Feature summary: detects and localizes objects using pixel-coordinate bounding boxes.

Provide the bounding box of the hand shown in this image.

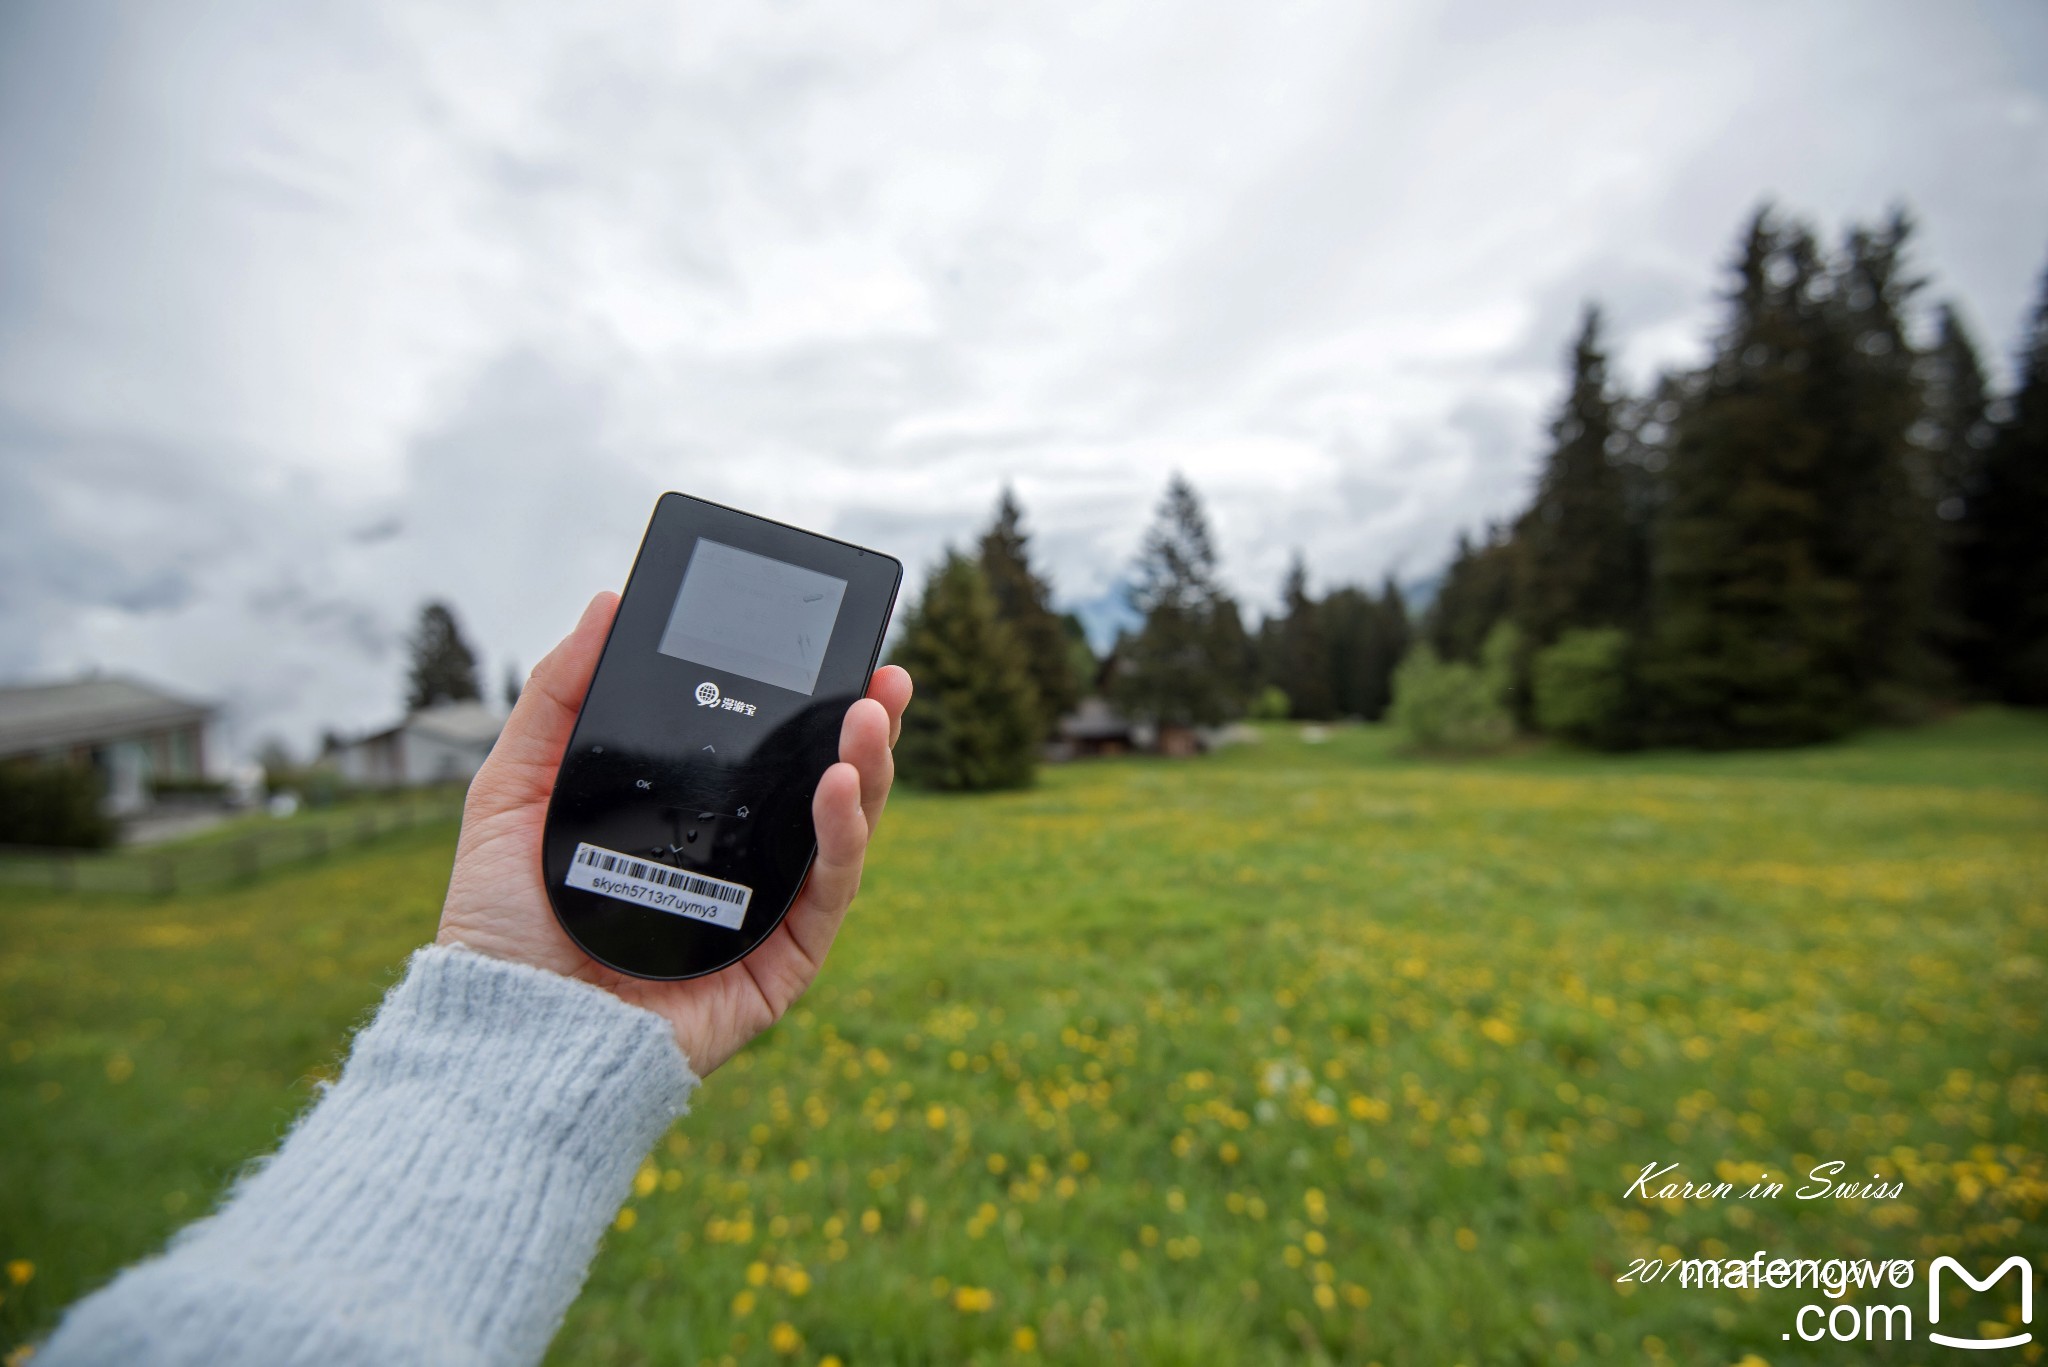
[436,591,912,1075]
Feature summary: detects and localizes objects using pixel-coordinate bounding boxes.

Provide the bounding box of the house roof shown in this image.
[1060,696,1134,741]
[0,676,215,758]
[406,701,504,748]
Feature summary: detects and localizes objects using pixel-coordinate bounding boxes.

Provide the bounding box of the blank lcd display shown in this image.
[657,539,848,695]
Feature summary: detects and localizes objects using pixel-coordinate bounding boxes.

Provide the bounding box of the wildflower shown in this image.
[953,1285,995,1313]
[613,1208,637,1232]
[731,1290,756,1315]
[1013,1325,1038,1351]
[926,1104,948,1129]
[769,1321,803,1354]
[747,1261,770,1287]
[1313,1283,1337,1310]
[1455,1227,1479,1251]
[860,1208,881,1234]
[5,1262,31,1287]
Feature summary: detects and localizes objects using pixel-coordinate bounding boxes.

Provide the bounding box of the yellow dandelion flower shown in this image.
[732,1289,756,1316]
[1013,1326,1038,1352]
[860,1208,881,1234]
[6,1261,32,1286]
[769,1321,803,1354]
[747,1261,770,1287]
[820,1357,844,1367]
[1304,1230,1326,1256]
[614,1208,638,1232]
[1313,1283,1337,1311]
[1220,1142,1240,1164]
[926,1104,948,1129]
[987,1153,1007,1174]
[953,1285,995,1313]
[1455,1227,1479,1251]
[790,1160,811,1183]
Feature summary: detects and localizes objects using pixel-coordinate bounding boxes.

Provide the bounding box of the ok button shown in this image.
[634,778,652,791]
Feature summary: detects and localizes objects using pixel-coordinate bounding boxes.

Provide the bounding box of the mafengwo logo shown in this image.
[1929,1255,2033,1351]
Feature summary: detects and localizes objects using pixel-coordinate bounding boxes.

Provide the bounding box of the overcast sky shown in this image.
[3,1,2045,757]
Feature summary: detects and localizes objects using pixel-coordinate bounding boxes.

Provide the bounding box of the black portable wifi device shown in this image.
[542,493,902,980]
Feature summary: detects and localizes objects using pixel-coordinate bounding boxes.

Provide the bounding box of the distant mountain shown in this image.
[1063,583,1142,655]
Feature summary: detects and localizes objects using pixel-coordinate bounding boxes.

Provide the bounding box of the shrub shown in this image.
[0,761,117,849]
[1248,686,1291,721]
[1390,637,1515,752]
[1533,627,1638,749]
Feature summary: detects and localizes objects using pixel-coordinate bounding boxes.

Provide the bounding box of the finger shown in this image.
[840,697,895,834]
[470,592,618,804]
[778,761,869,972]
[867,665,913,748]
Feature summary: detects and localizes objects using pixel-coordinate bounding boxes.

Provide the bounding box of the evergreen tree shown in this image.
[1643,208,1861,745]
[1060,612,1099,698]
[1323,577,1410,720]
[1922,304,1995,675]
[1262,553,1336,719]
[888,552,1041,790]
[406,602,482,713]
[1964,262,2048,703]
[1816,211,1943,703]
[1514,306,1641,645]
[978,487,1081,735]
[502,662,522,709]
[1112,475,1252,728]
[1427,526,1516,664]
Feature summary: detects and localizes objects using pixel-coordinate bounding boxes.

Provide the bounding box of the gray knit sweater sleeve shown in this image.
[36,944,699,1367]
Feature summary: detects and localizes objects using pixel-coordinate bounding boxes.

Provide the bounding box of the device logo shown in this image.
[1928,1255,2033,1350]
[695,680,759,717]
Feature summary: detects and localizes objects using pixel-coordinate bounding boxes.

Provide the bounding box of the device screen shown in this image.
[656,538,849,695]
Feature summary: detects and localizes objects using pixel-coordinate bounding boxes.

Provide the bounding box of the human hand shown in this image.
[436,591,912,1075]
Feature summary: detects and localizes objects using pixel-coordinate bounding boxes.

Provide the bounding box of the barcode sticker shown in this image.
[565,841,753,930]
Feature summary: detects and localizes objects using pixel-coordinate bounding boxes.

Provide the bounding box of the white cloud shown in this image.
[1,0,2044,755]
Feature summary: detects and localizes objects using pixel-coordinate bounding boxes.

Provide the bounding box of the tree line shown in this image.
[1405,204,2048,750]
[894,201,2048,786]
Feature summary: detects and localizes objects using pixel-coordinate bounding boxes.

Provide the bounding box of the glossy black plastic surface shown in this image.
[542,493,901,979]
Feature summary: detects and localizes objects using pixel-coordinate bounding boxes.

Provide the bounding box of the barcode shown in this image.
[564,841,753,929]
[574,846,747,903]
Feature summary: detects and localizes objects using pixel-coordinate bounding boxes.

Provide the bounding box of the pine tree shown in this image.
[1816,211,1943,704]
[1922,304,1995,676]
[1514,306,1641,646]
[978,488,1081,736]
[1323,578,1409,720]
[888,553,1041,790]
[406,602,482,713]
[1427,526,1516,664]
[1643,208,1861,745]
[1112,475,1252,729]
[502,662,522,709]
[1262,554,1336,719]
[1964,261,2048,703]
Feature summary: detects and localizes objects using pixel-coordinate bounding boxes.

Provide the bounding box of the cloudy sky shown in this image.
[3,1,2045,757]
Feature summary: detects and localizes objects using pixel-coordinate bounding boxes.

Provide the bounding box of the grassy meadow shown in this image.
[4,712,2045,1364]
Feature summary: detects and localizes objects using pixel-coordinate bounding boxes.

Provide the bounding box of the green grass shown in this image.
[4,713,2045,1364]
